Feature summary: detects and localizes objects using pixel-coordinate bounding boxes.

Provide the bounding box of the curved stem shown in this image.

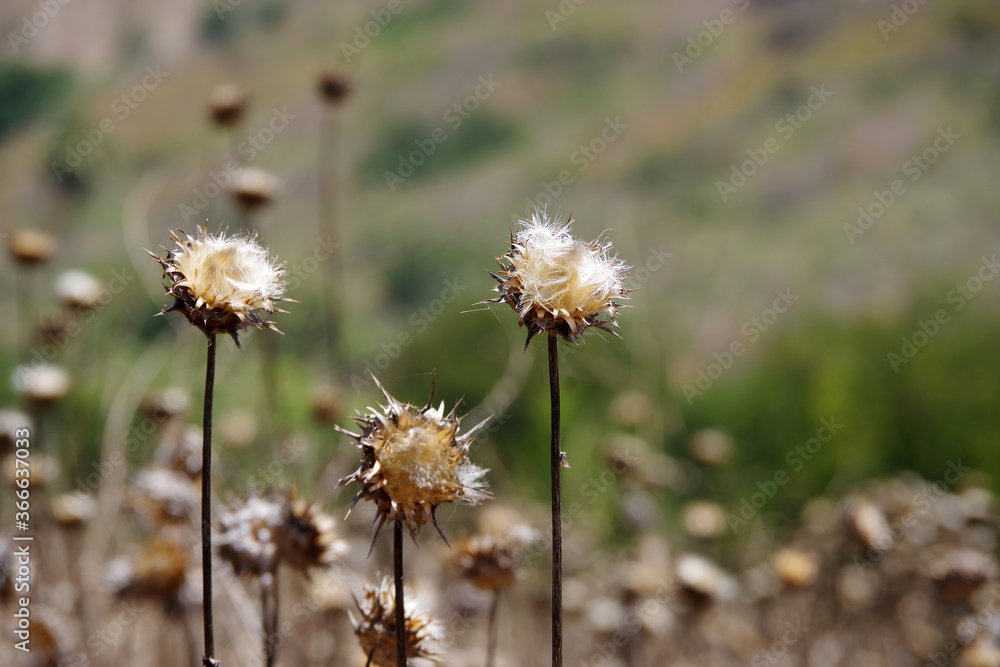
[548,334,562,667]
[202,334,217,666]
[394,520,407,667]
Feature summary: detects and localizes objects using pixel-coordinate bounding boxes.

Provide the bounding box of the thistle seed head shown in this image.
[55,269,103,311]
[128,468,200,527]
[337,373,491,548]
[8,228,56,266]
[106,538,190,601]
[277,494,348,575]
[215,494,284,577]
[217,491,345,577]
[318,67,354,105]
[207,83,248,127]
[484,209,630,347]
[352,577,440,666]
[12,364,71,405]
[148,226,288,347]
[454,520,539,593]
[231,167,282,212]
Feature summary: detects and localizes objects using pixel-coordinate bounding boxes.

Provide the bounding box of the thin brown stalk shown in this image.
[202,333,218,667]
[547,334,563,667]
[394,519,407,667]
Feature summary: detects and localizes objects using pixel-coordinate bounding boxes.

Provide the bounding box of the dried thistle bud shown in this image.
[681,500,727,540]
[0,410,31,458]
[484,210,630,347]
[2,452,58,486]
[277,494,348,574]
[317,67,354,105]
[55,269,102,311]
[8,229,56,266]
[454,522,538,593]
[106,538,190,600]
[337,373,491,547]
[153,425,202,478]
[352,578,440,666]
[922,548,998,602]
[129,468,200,526]
[51,491,96,528]
[231,167,282,212]
[843,496,892,551]
[215,494,284,577]
[12,364,71,405]
[142,387,190,422]
[207,83,248,127]
[770,547,820,588]
[311,384,341,425]
[674,553,738,605]
[148,226,288,347]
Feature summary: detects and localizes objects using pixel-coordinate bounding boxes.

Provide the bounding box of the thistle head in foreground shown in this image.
[484,209,630,348]
[352,577,440,666]
[336,373,491,549]
[148,226,288,348]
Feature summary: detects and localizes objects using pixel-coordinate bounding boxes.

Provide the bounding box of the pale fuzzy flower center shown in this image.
[512,216,626,318]
[175,235,284,311]
[379,419,457,494]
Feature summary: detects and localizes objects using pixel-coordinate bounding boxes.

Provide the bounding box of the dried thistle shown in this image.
[129,468,200,527]
[484,210,630,348]
[317,67,354,105]
[50,491,96,528]
[0,409,31,458]
[336,373,491,546]
[8,229,56,266]
[148,226,289,348]
[107,538,191,601]
[215,494,284,577]
[55,269,102,311]
[208,83,248,127]
[12,364,71,404]
[231,167,283,213]
[454,519,539,593]
[277,494,348,574]
[352,578,440,666]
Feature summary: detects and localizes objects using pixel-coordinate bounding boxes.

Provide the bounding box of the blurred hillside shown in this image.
[1,0,1000,549]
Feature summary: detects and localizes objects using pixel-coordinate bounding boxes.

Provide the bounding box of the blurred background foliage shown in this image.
[1,0,999,566]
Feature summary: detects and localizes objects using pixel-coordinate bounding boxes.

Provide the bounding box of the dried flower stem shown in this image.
[262,572,278,667]
[547,334,563,667]
[202,333,218,667]
[318,106,342,372]
[394,519,407,667]
[485,591,501,667]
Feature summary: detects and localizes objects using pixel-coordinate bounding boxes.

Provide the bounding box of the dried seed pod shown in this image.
[337,373,490,547]
[148,227,289,347]
[483,210,630,347]
[215,494,284,577]
[277,494,348,574]
[55,269,102,310]
[352,577,440,666]
[12,364,71,405]
[771,547,820,588]
[231,167,282,212]
[106,538,190,600]
[317,67,354,105]
[207,83,248,127]
[129,468,200,526]
[8,229,56,265]
[51,491,95,528]
[453,521,538,593]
